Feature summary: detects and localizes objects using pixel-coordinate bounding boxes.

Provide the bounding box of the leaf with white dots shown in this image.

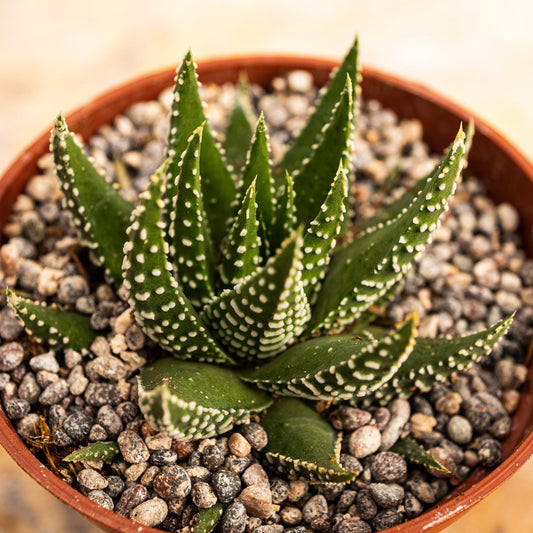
[239,114,276,250]
[260,398,356,484]
[292,76,354,229]
[361,314,514,406]
[219,180,261,286]
[301,163,348,304]
[122,163,236,366]
[192,503,225,533]
[276,36,359,182]
[6,289,97,355]
[223,75,255,175]
[390,438,449,473]
[170,124,215,308]
[270,171,296,252]
[308,127,467,334]
[165,51,236,248]
[63,441,119,463]
[202,229,311,363]
[241,314,417,402]
[51,115,133,284]
[138,359,272,441]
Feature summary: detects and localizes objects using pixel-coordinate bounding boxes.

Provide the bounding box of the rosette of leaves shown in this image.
[8,38,513,485]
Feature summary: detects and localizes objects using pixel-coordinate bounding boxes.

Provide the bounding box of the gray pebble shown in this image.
[403,491,424,518]
[150,449,178,466]
[57,275,90,305]
[0,342,24,371]
[105,475,125,498]
[221,501,247,533]
[369,483,404,508]
[130,497,168,527]
[86,355,127,382]
[270,477,289,504]
[87,489,114,510]
[29,352,59,373]
[356,489,378,520]
[371,452,407,483]
[84,383,121,407]
[38,379,69,405]
[97,404,123,438]
[191,481,217,508]
[64,409,93,441]
[77,468,108,490]
[3,398,30,419]
[202,444,225,470]
[302,494,328,524]
[118,429,150,464]
[348,425,381,458]
[212,469,242,503]
[338,518,372,533]
[478,439,503,468]
[372,508,404,530]
[17,372,41,403]
[446,415,473,445]
[240,422,268,450]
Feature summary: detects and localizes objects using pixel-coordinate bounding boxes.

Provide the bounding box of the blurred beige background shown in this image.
[1,1,532,532]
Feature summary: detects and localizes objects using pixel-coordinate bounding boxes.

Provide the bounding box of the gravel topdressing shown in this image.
[0,69,532,533]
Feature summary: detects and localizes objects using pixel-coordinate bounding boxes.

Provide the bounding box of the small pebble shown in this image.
[240,422,268,450]
[221,501,247,533]
[130,497,168,527]
[77,468,108,491]
[371,452,407,483]
[228,432,252,457]
[368,483,404,508]
[87,489,114,510]
[447,415,473,445]
[153,465,191,499]
[0,342,23,371]
[348,425,382,458]
[212,469,241,503]
[237,485,273,519]
[117,429,150,464]
[191,482,218,508]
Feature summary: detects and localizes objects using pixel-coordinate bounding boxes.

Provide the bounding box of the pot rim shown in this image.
[1,54,533,533]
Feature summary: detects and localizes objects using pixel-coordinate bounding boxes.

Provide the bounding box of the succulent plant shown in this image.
[7,38,513,485]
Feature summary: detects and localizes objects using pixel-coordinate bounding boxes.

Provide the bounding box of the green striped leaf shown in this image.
[165,51,235,248]
[361,314,514,406]
[6,289,97,355]
[51,115,133,284]
[292,76,354,229]
[63,441,119,463]
[169,124,215,308]
[138,359,272,441]
[202,229,310,363]
[308,127,467,333]
[241,315,417,401]
[391,438,450,473]
[260,398,356,484]
[219,180,261,286]
[276,36,359,181]
[122,163,236,366]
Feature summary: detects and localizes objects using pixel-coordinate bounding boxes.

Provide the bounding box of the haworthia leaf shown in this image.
[276,36,359,180]
[292,76,354,229]
[192,503,226,533]
[6,289,97,355]
[122,163,236,366]
[63,441,119,463]
[390,438,450,473]
[241,314,417,402]
[138,359,272,441]
[202,229,311,363]
[301,164,348,303]
[260,398,356,484]
[239,114,276,248]
[219,180,261,286]
[51,115,133,284]
[270,172,296,252]
[223,74,255,174]
[361,314,513,406]
[165,51,235,248]
[308,127,467,333]
[169,124,215,308]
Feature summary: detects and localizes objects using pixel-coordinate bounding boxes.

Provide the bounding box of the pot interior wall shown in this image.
[1,56,533,533]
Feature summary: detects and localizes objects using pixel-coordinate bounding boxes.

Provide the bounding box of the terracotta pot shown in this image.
[1,55,533,533]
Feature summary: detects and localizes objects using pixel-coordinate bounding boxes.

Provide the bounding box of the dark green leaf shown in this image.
[391,438,449,473]
[51,115,133,283]
[6,289,97,355]
[192,503,226,533]
[138,359,272,441]
[260,398,356,484]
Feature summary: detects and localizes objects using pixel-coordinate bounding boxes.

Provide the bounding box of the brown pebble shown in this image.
[242,463,270,488]
[172,439,197,460]
[228,432,252,457]
[237,485,273,519]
